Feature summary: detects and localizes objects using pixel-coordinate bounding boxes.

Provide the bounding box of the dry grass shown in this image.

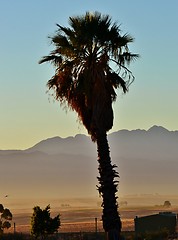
[8,205,178,234]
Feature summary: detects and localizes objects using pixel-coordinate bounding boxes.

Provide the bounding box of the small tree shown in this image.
[163,200,171,208]
[31,205,60,239]
[0,204,13,234]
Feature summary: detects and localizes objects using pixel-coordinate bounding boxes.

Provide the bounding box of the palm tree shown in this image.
[39,12,138,240]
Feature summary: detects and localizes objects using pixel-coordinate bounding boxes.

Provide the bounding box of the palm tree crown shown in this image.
[39,11,138,141]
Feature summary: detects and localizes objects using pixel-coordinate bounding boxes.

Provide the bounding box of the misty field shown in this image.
[6,207,133,233]
[8,203,178,234]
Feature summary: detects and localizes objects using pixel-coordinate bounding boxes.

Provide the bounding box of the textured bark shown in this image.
[96,131,121,240]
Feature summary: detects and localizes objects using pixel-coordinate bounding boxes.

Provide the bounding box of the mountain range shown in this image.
[1,125,178,201]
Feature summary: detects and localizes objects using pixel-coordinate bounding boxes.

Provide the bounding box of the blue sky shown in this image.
[0,0,178,149]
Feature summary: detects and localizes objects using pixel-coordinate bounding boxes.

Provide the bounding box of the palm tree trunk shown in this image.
[96,131,121,240]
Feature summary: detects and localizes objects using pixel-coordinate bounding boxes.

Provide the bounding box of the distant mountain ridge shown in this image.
[25,125,178,161]
[26,125,178,154]
[0,125,178,199]
[26,134,95,156]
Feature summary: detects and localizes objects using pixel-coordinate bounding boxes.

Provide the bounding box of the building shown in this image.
[134,212,177,235]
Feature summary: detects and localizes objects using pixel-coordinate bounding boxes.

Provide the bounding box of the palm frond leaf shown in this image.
[39,55,62,65]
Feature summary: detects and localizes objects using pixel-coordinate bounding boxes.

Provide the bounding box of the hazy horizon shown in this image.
[1,126,178,201]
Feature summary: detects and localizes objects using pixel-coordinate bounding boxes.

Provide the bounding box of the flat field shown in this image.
[8,205,178,234]
[4,196,178,234]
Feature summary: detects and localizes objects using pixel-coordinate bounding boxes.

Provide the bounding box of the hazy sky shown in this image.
[0,0,178,150]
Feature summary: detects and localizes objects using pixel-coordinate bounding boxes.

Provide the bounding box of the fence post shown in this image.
[95,217,98,234]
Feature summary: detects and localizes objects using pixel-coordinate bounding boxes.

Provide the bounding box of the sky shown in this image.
[0,0,178,150]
